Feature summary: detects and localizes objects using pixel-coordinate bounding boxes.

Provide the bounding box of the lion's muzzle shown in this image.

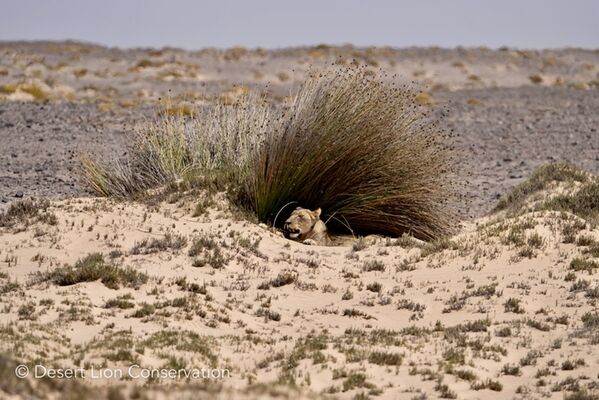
[283,223,301,239]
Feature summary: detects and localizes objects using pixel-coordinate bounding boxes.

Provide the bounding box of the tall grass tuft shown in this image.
[82,67,457,240]
[243,68,457,240]
[81,97,270,198]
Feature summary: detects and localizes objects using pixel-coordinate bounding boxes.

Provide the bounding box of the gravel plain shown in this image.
[1,41,598,216]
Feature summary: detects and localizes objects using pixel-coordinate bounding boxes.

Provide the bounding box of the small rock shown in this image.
[15,191,23,198]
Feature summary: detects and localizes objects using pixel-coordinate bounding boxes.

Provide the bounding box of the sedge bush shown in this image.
[243,68,456,239]
[82,67,457,240]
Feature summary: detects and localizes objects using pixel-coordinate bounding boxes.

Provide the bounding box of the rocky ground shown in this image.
[0,41,598,399]
[1,42,598,216]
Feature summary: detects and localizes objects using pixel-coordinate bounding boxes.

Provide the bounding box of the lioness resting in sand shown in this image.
[283,207,330,246]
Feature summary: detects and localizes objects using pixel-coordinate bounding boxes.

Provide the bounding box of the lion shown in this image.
[283,207,330,246]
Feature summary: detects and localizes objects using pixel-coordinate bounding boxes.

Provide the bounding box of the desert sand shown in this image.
[0,41,598,399]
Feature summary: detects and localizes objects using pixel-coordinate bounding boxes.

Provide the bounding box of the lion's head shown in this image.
[283,207,322,239]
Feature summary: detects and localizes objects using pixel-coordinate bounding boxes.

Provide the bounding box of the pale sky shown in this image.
[1,0,598,49]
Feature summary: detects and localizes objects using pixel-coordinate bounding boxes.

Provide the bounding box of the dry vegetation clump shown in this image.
[0,198,57,229]
[529,74,544,84]
[0,83,49,100]
[34,253,148,290]
[130,233,188,255]
[245,68,457,240]
[542,181,599,225]
[82,67,457,240]
[19,84,48,100]
[81,95,269,198]
[494,161,599,229]
[494,161,589,213]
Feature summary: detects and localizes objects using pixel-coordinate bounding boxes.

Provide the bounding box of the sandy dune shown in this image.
[1,180,598,399]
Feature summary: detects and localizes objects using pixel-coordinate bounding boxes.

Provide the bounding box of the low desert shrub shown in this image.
[130,233,188,255]
[570,258,598,273]
[581,312,599,329]
[494,162,588,212]
[0,198,56,228]
[542,181,599,225]
[564,390,599,400]
[34,253,148,289]
[368,351,403,366]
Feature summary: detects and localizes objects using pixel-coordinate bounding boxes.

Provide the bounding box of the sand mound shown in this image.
[1,187,598,399]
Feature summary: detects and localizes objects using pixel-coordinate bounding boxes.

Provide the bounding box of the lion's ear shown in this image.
[312,208,321,219]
